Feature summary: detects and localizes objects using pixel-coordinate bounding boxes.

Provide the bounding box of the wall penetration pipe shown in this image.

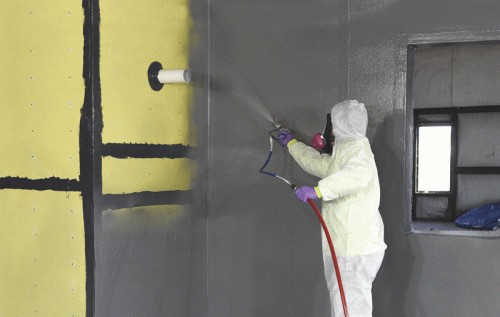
[148,61,190,91]
[157,69,191,84]
[259,129,349,317]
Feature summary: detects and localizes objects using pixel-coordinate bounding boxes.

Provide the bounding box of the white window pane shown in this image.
[417,126,452,192]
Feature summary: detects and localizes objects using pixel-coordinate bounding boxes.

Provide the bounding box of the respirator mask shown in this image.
[312,113,334,154]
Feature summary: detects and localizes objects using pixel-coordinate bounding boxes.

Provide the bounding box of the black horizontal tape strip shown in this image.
[102,143,198,159]
[456,167,500,174]
[0,176,80,191]
[98,190,194,210]
[415,105,500,115]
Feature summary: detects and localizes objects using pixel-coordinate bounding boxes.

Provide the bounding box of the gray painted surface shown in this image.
[415,196,449,220]
[457,174,500,214]
[458,112,500,167]
[208,0,341,315]
[95,205,206,317]
[453,45,500,107]
[413,47,453,108]
[414,45,500,109]
[208,0,500,316]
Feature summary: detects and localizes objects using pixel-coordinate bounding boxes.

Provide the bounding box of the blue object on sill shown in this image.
[455,202,500,230]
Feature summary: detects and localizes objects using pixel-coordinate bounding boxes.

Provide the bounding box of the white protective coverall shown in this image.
[287,100,386,317]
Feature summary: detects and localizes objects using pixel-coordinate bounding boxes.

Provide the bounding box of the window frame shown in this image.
[412,105,500,222]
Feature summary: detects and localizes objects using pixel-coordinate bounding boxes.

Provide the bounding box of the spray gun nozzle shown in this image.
[272,119,290,132]
[271,121,282,129]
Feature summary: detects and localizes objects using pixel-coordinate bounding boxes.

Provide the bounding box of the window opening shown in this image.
[412,106,500,222]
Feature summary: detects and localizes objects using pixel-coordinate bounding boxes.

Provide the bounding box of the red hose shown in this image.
[307,198,349,317]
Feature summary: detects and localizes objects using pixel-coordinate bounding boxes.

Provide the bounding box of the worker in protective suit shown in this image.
[278,100,386,317]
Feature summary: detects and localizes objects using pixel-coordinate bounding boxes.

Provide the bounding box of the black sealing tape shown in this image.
[148,61,164,91]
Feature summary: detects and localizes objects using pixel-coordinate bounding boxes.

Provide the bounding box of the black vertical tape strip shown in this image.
[81,1,199,314]
[82,0,98,315]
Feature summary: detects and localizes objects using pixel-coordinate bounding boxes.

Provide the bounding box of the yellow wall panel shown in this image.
[0,189,86,316]
[0,1,84,179]
[100,0,193,145]
[102,157,196,194]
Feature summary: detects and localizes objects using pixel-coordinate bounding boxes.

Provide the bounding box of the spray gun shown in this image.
[260,121,298,191]
[269,120,289,140]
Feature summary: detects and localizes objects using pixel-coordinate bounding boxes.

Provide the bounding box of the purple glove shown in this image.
[277,131,294,146]
[295,186,318,203]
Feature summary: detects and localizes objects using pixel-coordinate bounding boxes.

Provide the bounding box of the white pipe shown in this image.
[157,69,191,84]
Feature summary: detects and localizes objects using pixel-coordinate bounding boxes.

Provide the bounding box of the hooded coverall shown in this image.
[286,100,386,317]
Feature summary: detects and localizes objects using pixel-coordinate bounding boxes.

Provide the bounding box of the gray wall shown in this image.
[207,0,500,317]
[208,0,343,316]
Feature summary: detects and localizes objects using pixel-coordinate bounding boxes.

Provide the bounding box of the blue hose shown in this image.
[259,151,276,177]
[259,133,297,190]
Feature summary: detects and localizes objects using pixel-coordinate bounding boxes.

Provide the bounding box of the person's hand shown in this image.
[277,131,294,146]
[295,186,318,203]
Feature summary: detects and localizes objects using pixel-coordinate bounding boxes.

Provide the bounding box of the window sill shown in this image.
[411,221,500,237]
